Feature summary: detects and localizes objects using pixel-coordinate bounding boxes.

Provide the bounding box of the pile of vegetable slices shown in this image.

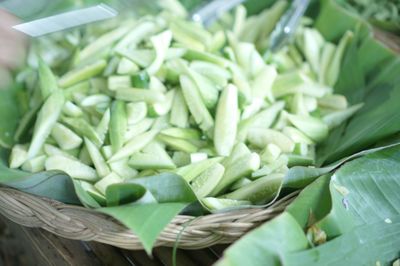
[9,0,362,210]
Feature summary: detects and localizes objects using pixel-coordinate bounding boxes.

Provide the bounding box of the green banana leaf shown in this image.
[217,145,400,266]
[315,0,400,165]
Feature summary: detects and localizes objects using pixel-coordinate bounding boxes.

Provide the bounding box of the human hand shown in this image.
[0,10,27,89]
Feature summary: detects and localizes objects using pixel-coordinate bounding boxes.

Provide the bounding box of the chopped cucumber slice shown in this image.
[247,128,295,153]
[22,155,47,173]
[170,90,189,128]
[211,152,260,196]
[157,134,198,153]
[85,138,110,177]
[59,60,107,88]
[180,75,214,131]
[125,118,154,141]
[9,144,28,169]
[108,75,131,91]
[191,163,225,198]
[63,101,83,117]
[94,172,124,195]
[214,84,239,156]
[127,102,147,125]
[28,90,65,159]
[51,123,83,150]
[110,101,127,153]
[45,155,98,181]
[96,108,111,144]
[44,144,77,160]
[223,173,283,204]
[160,127,201,140]
[174,157,224,182]
[109,130,158,162]
[201,198,251,211]
[116,88,165,103]
[109,159,138,179]
[62,117,102,147]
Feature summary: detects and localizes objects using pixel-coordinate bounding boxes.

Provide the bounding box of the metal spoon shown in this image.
[269,0,310,52]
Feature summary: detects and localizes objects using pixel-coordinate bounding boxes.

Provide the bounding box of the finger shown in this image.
[0,10,27,69]
[0,67,13,90]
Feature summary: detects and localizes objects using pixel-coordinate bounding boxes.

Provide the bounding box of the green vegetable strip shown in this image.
[79,26,131,63]
[147,30,173,75]
[63,101,83,117]
[325,31,353,87]
[45,155,98,181]
[115,21,158,51]
[160,128,201,140]
[95,172,123,194]
[211,153,261,196]
[110,101,127,153]
[170,90,189,128]
[323,103,364,129]
[38,58,58,100]
[223,173,283,204]
[286,113,329,143]
[115,88,165,104]
[51,123,83,150]
[9,145,28,169]
[28,90,65,159]
[175,157,224,182]
[214,84,239,156]
[59,60,107,88]
[109,159,138,179]
[191,163,225,198]
[109,130,158,162]
[127,102,147,125]
[157,134,198,153]
[96,108,111,145]
[85,138,110,177]
[247,128,295,153]
[22,155,47,173]
[62,117,102,147]
[179,75,214,131]
[44,144,77,159]
[125,118,154,141]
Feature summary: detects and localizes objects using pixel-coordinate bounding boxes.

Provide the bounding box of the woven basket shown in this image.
[0,186,297,249]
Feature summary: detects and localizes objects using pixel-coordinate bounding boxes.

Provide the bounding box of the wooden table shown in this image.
[0,215,227,266]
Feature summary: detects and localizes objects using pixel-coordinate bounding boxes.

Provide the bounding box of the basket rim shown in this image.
[0,186,298,250]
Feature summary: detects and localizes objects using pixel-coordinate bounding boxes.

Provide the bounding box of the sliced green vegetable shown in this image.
[95,172,123,195]
[115,88,165,103]
[286,113,329,143]
[38,58,58,99]
[191,163,225,198]
[22,155,47,173]
[109,130,158,162]
[9,144,28,169]
[62,117,102,147]
[223,173,283,204]
[28,90,65,159]
[211,152,260,196]
[45,155,98,181]
[125,118,154,141]
[110,101,127,153]
[85,138,110,177]
[59,60,107,88]
[51,123,83,150]
[180,75,214,131]
[169,90,189,128]
[247,128,295,153]
[147,30,173,75]
[214,84,239,156]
